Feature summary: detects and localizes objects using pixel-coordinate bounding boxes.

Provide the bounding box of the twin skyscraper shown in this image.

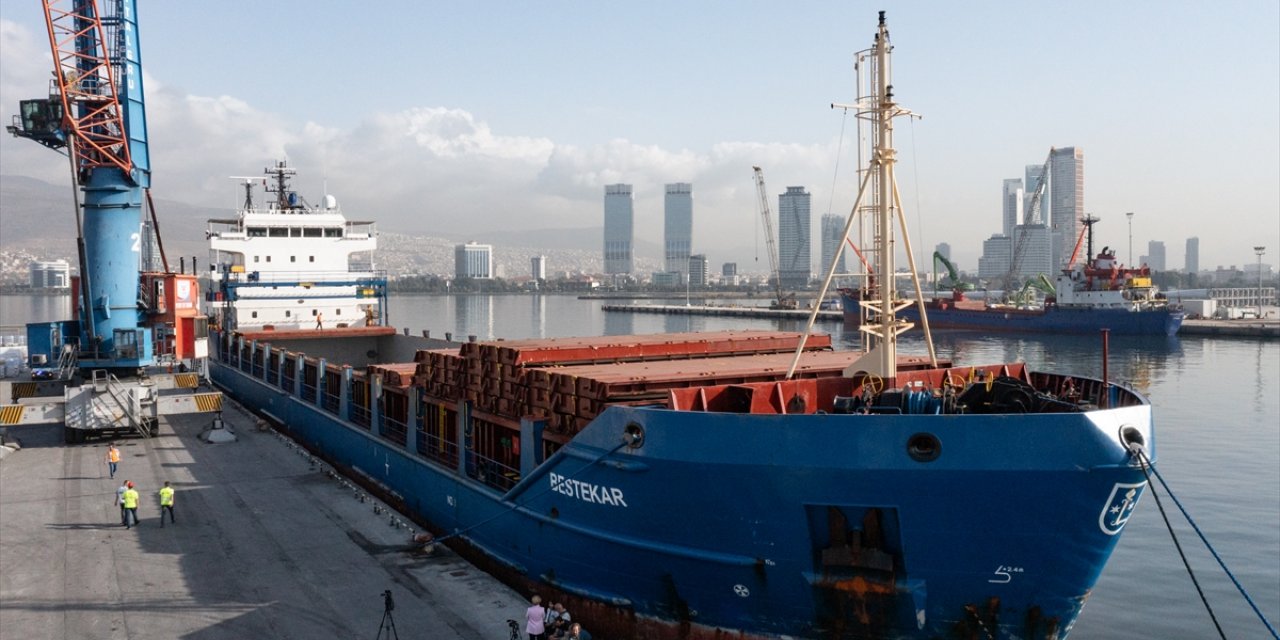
[605,182,841,286]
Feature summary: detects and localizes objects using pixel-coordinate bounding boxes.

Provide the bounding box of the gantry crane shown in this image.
[751,166,796,310]
[5,0,220,442]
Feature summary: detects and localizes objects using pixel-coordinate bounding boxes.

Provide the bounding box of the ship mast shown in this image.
[787,11,934,381]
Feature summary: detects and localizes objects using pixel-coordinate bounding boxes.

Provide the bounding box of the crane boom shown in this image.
[752,166,794,309]
[1001,147,1053,295]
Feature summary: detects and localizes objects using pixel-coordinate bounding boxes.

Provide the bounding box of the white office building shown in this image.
[1003,178,1024,238]
[29,260,71,289]
[531,255,546,281]
[455,242,493,279]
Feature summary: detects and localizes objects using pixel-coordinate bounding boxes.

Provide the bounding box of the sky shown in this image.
[0,0,1277,273]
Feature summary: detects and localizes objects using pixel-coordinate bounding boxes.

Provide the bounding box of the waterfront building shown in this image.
[1025,164,1046,211]
[651,271,682,287]
[1013,224,1053,280]
[722,262,737,277]
[603,184,634,275]
[1185,237,1199,274]
[935,243,952,263]
[29,260,70,289]
[1048,147,1084,270]
[819,213,847,277]
[688,255,708,287]
[1003,178,1024,238]
[531,255,546,281]
[1143,241,1166,272]
[778,186,811,287]
[978,234,1012,281]
[455,242,493,279]
[664,183,693,280]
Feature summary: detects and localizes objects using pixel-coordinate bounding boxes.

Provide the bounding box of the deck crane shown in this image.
[5,0,221,442]
[751,166,797,310]
[999,148,1054,296]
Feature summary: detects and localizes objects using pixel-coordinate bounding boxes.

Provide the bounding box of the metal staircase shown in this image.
[91,370,155,438]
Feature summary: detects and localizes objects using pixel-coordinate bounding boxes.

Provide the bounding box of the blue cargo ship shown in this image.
[206,14,1155,638]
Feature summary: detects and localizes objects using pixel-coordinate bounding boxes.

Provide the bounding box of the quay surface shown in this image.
[1180,317,1280,338]
[0,395,530,640]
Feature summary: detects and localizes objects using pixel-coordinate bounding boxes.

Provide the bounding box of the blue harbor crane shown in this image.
[8,0,157,370]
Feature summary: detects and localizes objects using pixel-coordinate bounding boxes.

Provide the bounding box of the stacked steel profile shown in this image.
[413,331,837,437]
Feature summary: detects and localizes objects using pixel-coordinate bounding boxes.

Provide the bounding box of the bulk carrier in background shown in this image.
[206,13,1155,639]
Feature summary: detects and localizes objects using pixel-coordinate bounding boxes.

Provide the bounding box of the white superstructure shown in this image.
[204,161,385,331]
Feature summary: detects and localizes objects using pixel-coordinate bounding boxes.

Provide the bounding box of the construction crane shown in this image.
[5,0,220,442]
[752,166,796,309]
[1000,148,1054,296]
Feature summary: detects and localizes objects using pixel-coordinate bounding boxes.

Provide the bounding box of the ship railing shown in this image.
[469,454,520,493]
[321,386,340,414]
[417,429,459,468]
[300,380,317,402]
[378,413,408,447]
[351,404,371,429]
[281,367,295,393]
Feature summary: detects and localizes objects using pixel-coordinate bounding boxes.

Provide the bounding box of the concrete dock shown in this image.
[0,400,531,639]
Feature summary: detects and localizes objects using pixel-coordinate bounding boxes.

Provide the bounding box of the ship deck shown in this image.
[0,391,529,639]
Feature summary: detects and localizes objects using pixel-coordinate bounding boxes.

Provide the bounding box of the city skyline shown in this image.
[0,2,1275,272]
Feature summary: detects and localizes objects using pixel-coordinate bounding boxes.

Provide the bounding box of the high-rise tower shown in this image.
[1185,237,1199,274]
[1003,178,1024,238]
[664,183,693,279]
[603,184,634,275]
[820,213,847,277]
[1049,147,1084,269]
[778,186,811,287]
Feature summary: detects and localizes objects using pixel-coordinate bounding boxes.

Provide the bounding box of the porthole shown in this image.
[624,422,645,449]
[907,432,942,462]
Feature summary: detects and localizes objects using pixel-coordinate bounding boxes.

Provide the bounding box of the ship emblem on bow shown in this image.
[1099,482,1147,535]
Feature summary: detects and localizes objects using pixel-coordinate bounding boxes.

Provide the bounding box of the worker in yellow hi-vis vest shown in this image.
[158,481,176,527]
[121,482,139,529]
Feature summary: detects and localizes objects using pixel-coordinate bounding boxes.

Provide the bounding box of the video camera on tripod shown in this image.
[505,619,520,640]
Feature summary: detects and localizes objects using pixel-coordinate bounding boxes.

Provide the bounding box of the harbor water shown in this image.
[4,292,1277,638]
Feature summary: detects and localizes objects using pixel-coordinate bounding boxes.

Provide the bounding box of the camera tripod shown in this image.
[375,590,399,640]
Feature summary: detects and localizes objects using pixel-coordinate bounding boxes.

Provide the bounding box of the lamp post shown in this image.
[1255,246,1266,318]
[1126,212,1134,265]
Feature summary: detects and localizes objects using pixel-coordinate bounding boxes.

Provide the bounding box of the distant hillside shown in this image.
[0,174,216,264]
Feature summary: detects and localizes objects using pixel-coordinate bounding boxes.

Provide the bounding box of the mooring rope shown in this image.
[1138,450,1280,639]
[432,437,632,544]
[1135,450,1226,639]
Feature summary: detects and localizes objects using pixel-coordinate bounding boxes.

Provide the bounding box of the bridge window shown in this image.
[269,228,288,238]
[324,228,342,238]
[303,228,322,238]
[247,227,267,237]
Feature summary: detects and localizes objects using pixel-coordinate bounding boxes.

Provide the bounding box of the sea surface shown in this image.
[3,292,1278,639]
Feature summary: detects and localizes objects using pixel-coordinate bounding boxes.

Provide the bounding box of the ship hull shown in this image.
[211,347,1153,639]
[841,291,1184,336]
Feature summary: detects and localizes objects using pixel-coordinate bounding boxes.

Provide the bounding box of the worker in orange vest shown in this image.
[106,443,121,479]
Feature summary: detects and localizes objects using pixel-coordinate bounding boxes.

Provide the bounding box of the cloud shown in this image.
[0,18,839,268]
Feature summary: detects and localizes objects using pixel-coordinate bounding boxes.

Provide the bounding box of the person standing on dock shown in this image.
[121,481,139,529]
[525,594,547,640]
[106,443,120,479]
[158,481,175,527]
[115,479,129,525]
